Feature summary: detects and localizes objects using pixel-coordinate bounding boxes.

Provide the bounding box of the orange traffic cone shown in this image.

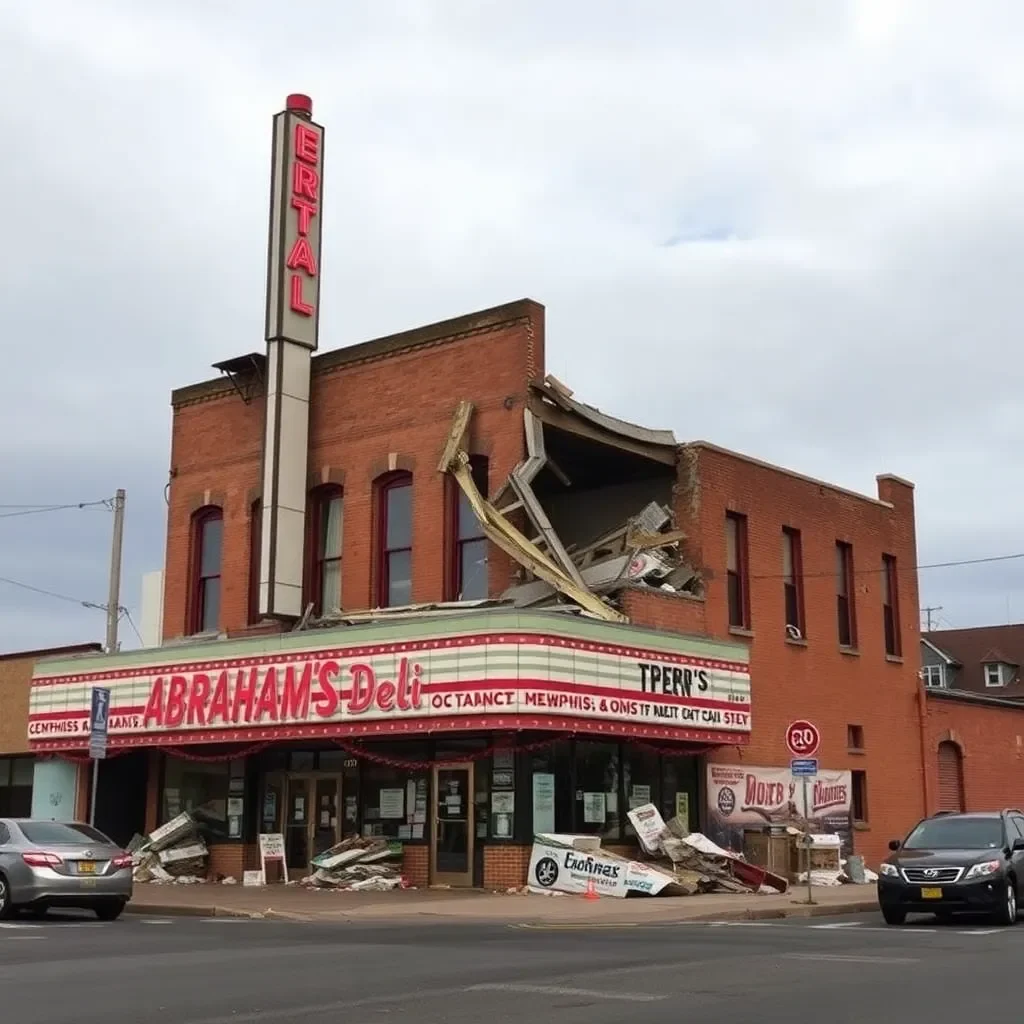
[584,877,600,901]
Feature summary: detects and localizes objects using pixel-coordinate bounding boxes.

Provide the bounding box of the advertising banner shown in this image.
[705,764,854,855]
[29,621,751,750]
[527,835,684,898]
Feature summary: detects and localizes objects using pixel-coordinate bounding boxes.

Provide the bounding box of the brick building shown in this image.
[1,644,101,821]
[22,94,938,888]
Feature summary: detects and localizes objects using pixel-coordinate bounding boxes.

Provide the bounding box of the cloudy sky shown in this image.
[1,0,1021,651]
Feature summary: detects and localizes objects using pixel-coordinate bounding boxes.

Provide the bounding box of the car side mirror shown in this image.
[1011,838,1024,853]
[888,839,901,851]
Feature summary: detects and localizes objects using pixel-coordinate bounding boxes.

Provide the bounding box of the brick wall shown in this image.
[0,645,101,755]
[925,695,1024,816]
[483,844,532,889]
[654,445,925,867]
[163,300,543,638]
[402,845,429,887]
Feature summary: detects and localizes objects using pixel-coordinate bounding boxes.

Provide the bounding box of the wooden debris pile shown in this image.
[300,835,405,891]
[128,812,210,884]
[627,803,789,896]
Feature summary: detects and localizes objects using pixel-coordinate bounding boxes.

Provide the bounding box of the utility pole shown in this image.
[91,488,125,828]
[921,605,942,632]
[104,489,126,654]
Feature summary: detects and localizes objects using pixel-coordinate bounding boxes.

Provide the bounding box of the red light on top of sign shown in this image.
[286,93,313,115]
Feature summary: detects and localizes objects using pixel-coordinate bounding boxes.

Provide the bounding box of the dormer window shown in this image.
[984,663,1006,687]
[922,665,945,689]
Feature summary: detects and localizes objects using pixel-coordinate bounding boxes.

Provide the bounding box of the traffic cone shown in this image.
[584,878,599,901]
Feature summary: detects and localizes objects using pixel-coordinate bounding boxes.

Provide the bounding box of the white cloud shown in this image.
[0,0,1022,648]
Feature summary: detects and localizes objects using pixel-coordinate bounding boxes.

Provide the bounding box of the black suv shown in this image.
[878,809,1024,926]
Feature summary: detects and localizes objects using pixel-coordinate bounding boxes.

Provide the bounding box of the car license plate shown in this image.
[78,861,96,874]
[920,886,943,899]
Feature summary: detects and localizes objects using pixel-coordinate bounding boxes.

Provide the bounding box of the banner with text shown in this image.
[705,763,853,856]
[29,629,751,748]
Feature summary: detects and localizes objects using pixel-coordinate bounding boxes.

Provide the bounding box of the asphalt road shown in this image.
[1,909,1021,1023]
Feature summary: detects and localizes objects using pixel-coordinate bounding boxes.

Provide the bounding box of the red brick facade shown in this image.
[677,446,923,867]
[148,296,1024,882]
[163,300,543,641]
[924,694,1024,817]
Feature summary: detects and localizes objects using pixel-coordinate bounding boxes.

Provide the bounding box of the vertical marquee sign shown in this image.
[259,94,324,620]
[265,93,325,349]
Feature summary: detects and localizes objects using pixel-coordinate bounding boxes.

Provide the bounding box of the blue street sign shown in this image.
[790,757,818,777]
[89,687,110,760]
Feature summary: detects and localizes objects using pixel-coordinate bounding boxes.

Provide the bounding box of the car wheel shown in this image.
[94,900,126,922]
[994,881,1017,926]
[0,874,13,921]
[881,906,906,926]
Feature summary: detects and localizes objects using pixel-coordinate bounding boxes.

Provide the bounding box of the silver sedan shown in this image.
[0,818,133,920]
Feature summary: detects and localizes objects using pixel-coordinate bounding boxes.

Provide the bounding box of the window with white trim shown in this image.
[922,664,945,689]
[984,663,1005,687]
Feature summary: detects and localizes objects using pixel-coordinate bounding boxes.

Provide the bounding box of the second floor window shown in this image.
[782,527,804,638]
[451,456,489,600]
[882,554,900,656]
[248,500,262,625]
[310,487,343,615]
[725,512,750,629]
[378,473,413,607]
[191,507,223,634]
[836,541,856,647]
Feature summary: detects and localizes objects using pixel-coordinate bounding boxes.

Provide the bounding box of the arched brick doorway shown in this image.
[937,740,965,812]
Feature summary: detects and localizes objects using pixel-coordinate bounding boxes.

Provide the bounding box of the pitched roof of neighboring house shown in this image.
[924,625,1024,698]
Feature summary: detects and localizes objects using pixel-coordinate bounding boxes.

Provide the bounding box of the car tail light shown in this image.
[112,853,133,869]
[22,851,62,868]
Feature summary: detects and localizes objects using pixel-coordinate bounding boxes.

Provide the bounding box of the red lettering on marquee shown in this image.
[286,237,318,276]
[281,662,312,720]
[348,659,423,715]
[187,673,210,726]
[232,667,257,723]
[254,667,280,721]
[292,162,319,201]
[313,661,340,718]
[290,196,316,236]
[209,671,230,722]
[294,123,320,164]
[143,677,165,727]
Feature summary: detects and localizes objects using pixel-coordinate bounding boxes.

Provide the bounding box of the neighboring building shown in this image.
[1,643,102,821]
[23,94,929,884]
[922,626,1024,700]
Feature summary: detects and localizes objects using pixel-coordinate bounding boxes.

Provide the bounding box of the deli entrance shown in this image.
[264,773,342,873]
[431,762,474,887]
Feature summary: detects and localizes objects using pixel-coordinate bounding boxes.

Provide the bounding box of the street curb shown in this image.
[125,903,262,920]
[124,897,878,926]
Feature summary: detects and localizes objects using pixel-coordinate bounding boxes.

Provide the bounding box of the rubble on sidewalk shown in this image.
[300,836,406,891]
[129,812,210,884]
[627,803,790,895]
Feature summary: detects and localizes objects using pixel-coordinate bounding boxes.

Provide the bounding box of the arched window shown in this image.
[190,506,223,634]
[377,473,412,607]
[308,486,344,615]
[937,740,965,813]
[449,455,489,601]
[247,500,262,625]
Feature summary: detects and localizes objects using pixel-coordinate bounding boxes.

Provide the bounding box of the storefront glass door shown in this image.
[283,775,341,873]
[431,763,474,886]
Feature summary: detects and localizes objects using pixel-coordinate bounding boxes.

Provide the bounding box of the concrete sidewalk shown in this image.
[127,881,878,925]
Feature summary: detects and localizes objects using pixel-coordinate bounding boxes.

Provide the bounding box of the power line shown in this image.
[751,549,1024,582]
[121,608,144,647]
[0,574,102,608]
[0,500,110,520]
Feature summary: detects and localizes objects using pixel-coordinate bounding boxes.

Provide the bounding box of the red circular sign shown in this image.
[786,720,820,758]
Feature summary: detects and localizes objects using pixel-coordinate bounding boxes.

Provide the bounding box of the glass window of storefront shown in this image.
[154,738,701,857]
[160,756,246,841]
[0,757,34,817]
